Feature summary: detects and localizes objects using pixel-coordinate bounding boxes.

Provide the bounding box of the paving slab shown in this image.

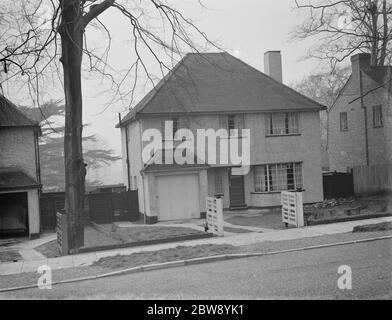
[20,259,48,273]
[0,261,24,276]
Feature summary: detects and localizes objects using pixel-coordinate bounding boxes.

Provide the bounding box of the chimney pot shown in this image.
[264,51,283,83]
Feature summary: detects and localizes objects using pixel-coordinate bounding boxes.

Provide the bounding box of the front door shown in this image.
[229,170,245,208]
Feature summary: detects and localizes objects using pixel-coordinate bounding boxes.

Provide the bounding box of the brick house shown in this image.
[0,95,41,238]
[117,51,325,223]
[327,53,392,172]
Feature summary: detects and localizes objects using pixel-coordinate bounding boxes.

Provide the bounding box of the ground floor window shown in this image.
[254,162,303,193]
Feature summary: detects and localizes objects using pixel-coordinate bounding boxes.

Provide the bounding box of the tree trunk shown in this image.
[59,0,85,250]
[379,0,388,66]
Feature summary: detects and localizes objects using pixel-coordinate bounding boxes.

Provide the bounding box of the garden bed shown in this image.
[304,197,392,226]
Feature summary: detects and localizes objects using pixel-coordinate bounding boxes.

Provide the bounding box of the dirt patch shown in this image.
[226,209,288,230]
[353,222,392,233]
[0,250,22,263]
[93,244,239,270]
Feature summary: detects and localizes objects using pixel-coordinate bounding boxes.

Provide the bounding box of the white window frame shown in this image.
[265,112,299,136]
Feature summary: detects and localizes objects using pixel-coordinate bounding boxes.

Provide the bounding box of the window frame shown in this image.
[339,112,348,132]
[265,112,300,136]
[373,105,383,128]
[253,162,303,193]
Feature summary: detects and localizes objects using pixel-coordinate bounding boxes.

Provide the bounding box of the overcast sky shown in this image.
[83,0,331,184]
[10,1,336,184]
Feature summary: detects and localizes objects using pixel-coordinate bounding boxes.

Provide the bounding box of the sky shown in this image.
[6,0,332,185]
[82,0,328,185]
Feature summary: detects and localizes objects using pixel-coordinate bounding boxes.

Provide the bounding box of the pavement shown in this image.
[3,237,391,299]
[1,215,392,276]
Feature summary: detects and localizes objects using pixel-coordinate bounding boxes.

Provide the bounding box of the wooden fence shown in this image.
[323,172,354,199]
[353,165,392,196]
[40,190,139,230]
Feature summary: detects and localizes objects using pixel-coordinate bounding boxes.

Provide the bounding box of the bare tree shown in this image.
[291,66,350,146]
[293,0,392,68]
[0,0,215,250]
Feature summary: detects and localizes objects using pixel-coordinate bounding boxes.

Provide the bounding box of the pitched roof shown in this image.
[0,169,39,191]
[0,94,38,128]
[362,66,392,91]
[118,52,325,127]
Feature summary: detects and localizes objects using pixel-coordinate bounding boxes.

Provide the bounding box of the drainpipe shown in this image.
[119,114,131,190]
[360,71,370,166]
[33,126,42,233]
[138,118,147,225]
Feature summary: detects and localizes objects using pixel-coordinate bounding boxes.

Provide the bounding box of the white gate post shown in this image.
[215,198,224,236]
[295,191,304,227]
[206,196,224,237]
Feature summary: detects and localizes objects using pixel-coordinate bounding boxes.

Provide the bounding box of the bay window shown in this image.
[254,162,303,193]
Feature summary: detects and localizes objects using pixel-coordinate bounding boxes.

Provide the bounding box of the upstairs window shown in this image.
[340,112,348,132]
[172,117,179,138]
[373,105,383,128]
[266,112,299,136]
[219,114,244,137]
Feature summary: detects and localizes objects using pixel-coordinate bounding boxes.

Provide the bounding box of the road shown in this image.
[1,238,392,299]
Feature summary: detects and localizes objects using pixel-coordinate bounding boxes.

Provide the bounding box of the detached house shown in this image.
[328,53,392,172]
[118,51,325,223]
[0,95,41,238]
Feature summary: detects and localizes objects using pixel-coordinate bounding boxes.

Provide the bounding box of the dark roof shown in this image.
[0,169,39,191]
[0,94,38,128]
[118,52,325,127]
[362,66,392,91]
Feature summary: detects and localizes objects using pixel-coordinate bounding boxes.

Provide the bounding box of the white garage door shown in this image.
[156,174,200,221]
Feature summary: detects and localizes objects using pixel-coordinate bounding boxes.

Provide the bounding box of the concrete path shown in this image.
[1,216,391,276]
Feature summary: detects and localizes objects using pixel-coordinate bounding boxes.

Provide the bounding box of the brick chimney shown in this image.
[264,51,282,83]
[351,53,371,74]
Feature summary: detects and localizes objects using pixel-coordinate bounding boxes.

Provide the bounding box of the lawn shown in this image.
[35,224,208,258]
[97,224,205,242]
[93,244,239,270]
[0,250,22,263]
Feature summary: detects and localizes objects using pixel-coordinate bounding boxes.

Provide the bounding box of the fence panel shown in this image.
[88,192,114,224]
[353,165,392,196]
[323,172,354,199]
[40,192,65,230]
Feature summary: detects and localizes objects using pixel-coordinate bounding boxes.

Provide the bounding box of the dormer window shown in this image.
[266,112,299,136]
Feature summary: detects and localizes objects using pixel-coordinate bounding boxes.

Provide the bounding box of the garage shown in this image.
[156,174,200,221]
[0,192,29,237]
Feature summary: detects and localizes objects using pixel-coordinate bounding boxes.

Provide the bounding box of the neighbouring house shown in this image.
[117,51,325,223]
[328,53,392,172]
[0,95,41,238]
